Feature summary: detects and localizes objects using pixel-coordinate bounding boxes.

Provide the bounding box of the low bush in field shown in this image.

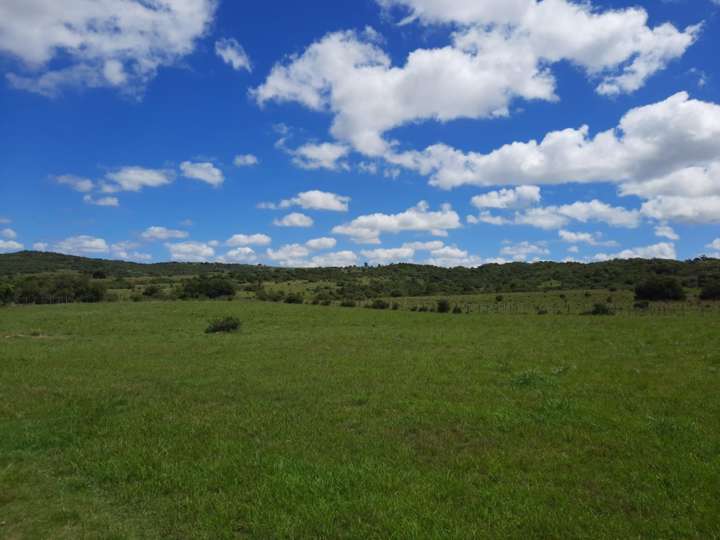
[635,277,686,301]
[584,303,613,316]
[634,300,650,311]
[452,305,463,314]
[437,299,450,313]
[284,292,304,304]
[181,276,235,300]
[370,299,389,310]
[699,282,720,301]
[206,317,241,334]
[340,299,356,308]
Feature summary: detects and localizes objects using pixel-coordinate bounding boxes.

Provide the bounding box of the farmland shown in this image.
[2,300,719,538]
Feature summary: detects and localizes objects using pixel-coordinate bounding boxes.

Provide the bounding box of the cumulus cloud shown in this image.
[471,186,541,209]
[361,247,416,264]
[215,38,252,72]
[234,154,259,167]
[261,190,350,212]
[180,161,224,187]
[55,235,109,255]
[141,226,189,241]
[594,242,677,261]
[110,241,151,262]
[0,240,23,252]
[266,244,311,266]
[83,195,119,207]
[558,230,618,247]
[306,237,337,250]
[1,0,216,96]
[166,241,215,262]
[500,241,549,261]
[308,251,358,267]
[255,0,697,156]
[707,238,720,251]
[220,247,257,263]
[332,201,460,244]
[226,233,272,247]
[655,225,679,241]
[273,213,314,228]
[290,142,350,171]
[102,167,173,193]
[55,174,94,193]
[33,242,49,251]
[1,228,17,239]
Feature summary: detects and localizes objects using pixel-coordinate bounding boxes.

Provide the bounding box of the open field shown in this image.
[2,301,720,539]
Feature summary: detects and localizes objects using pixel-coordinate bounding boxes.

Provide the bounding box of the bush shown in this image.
[585,303,613,316]
[392,302,400,310]
[635,277,686,301]
[699,282,720,301]
[206,317,241,334]
[182,276,236,300]
[437,299,451,313]
[0,284,14,305]
[340,299,356,308]
[370,299,389,310]
[452,305,463,314]
[143,285,163,298]
[284,292,304,304]
[634,300,650,311]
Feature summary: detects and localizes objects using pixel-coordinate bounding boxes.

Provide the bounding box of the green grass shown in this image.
[1,301,719,538]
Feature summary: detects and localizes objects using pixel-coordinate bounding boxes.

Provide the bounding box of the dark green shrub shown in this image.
[699,282,720,300]
[635,277,686,301]
[452,305,463,314]
[143,285,163,298]
[370,299,389,310]
[340,299,356,308]
[634,300,650,311]
[391,302,400,310]
[181,276,235,300]
[206,317,241,334]
[0,284,14,305]
[284,292,304,304]
[495,295,504,303]
[437,299,450,313]
[585,303,613,316]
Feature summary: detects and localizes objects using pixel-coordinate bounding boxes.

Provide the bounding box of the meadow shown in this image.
[2,300,719,539]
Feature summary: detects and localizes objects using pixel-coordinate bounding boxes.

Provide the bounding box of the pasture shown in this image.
[1,300,719,538]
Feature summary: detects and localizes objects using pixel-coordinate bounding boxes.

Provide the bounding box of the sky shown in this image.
[1,0,719,267]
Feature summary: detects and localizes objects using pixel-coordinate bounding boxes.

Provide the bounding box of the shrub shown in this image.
[182,276,236,300]
[634,300,650,311]
[699,282,720,301]
[635,277,686,301]
[340,299,356,308]
[437,299,451,313]
[143,285,163,298]
[392,302,400,310]
[206,317,241,334]
[0,284,14,305]
[370,299,389,310]
[452,305,463,314]
[585,303,613,316]
[495,295,504,303]
[284,292,304,304]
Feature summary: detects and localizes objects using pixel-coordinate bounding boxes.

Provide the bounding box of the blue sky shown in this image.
[1,0,719,266]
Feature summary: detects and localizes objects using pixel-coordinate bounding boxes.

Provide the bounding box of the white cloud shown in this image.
[291,142,350,171]
[306,237,337,250]
[640,196,720,224]
[361,247,416,264]
[0,217,10,224]
[273,213,314,228]
[262,190,350,212]
[500,241,549,261]
[215,38,251,72]
[1,228,17,239]
[220,247,257,263]
[255,0,697,156]
[558,229,618,247]
[141,226,189,241]
[594,242,677,261]
[226,233,272,247]
[332,201,460,244]
[83,195,119,207]
[655,225,679,241]
[404,240,445,251]
[516,200,641,230]
[102,167,173,193]
[1,0,216,96]
[425,245,484,267]
[309,251,358,267]
[110,241,151,262]
[471,186,541,209]
[234,154,259,167]
[266,244,311,266]
[707,239,720,251]
[166,241,214,262]
[0,240,23,252]
[55,174,94,193]
[33,242,48,251]
[55,235,109,255]
[180,161,224,187]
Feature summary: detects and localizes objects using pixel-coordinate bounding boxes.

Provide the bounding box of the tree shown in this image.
[436,299,450,313]
[700,281,720,301]
[635,276,686,301]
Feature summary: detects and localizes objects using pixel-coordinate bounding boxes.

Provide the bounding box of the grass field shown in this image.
[1,301,719,538]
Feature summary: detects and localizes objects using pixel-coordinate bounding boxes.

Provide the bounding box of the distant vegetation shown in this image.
[1,251,719,311]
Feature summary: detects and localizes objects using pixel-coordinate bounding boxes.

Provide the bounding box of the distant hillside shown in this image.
[1,251,719,293]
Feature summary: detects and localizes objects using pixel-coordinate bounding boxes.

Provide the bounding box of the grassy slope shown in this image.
[1,302,719,539]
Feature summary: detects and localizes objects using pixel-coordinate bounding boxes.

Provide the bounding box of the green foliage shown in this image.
[635,277,686,301]
[436,298,451,313]
[12,274,105,304]
[585,303,614,316]
[181,275,235,299]
[205,316,242,334]
[284,292,304,304]
[370,299,389,310]
[0,282,14,305]
[340,299,356,308]
[699,282,720,301]
[143,285,163,299]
